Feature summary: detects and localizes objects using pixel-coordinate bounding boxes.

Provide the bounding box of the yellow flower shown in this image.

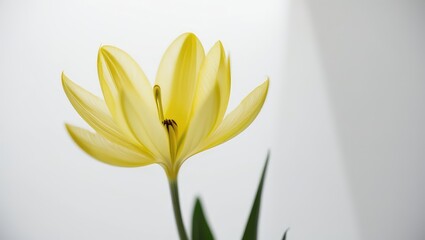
[63,33,269,180]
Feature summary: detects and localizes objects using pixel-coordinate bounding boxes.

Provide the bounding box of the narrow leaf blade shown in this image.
[192,198,215,240]
[242,151,270,240]
[282,228,289,240]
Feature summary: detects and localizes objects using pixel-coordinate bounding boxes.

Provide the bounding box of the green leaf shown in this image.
[242,151,270,240]
[282,228,289,240]
[192,198,215,240]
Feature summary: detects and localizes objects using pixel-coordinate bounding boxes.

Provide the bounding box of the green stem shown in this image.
[169,180,189,240]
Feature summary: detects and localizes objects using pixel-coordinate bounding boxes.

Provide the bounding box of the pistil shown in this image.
[153,85,165,122]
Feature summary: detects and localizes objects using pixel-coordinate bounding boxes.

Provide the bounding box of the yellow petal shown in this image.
[155,33,205,134]
[97,45,156,135]
[120,89,170,163]
[62,73,141,151]
[66,124,155,167]
[177,42,225,162]
[199,79,269,152]
[215,54,231,129]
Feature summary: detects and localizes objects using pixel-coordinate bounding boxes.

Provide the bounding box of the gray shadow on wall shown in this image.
[304,1,425,240]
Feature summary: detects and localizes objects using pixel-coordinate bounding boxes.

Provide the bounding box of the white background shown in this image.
[0,0,424,239]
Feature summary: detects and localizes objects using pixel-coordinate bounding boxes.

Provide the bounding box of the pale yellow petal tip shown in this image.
[61,73,81,96]
[174,32,203,48]
[161,33,204,62]
[65,123,78,136]
[180,32,198,40]
[261,78,270,99]
[98,46,109,60]
[264,78,270,87]
[206,41,226,61]
[211,40,225,52]
[99,44,116,52]
[261,78,270,90]
[61,72,72,89]
[61,71,67,81]
[65,124,82,146]
[65,123,90,139]
[98,45,122,59]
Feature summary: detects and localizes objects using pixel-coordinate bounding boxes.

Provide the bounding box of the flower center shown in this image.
[162,119,178,162]
[154,85,178,162]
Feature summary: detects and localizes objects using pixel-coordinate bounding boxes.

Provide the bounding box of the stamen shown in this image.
[154,85,178,162]
[153,85,164,122]
[163,119,178,162]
